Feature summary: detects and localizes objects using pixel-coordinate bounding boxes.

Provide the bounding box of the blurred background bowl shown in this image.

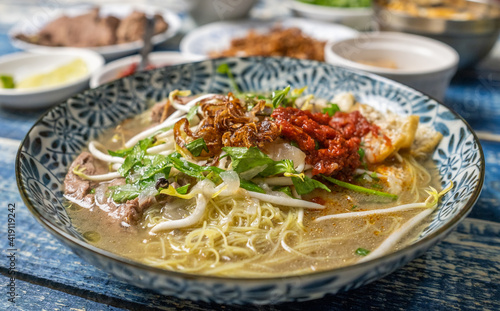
[286,0,373,30]
[90,52,205,88]
[325,32,459,100]
[374,0,500,69]
[8,4,182,61]
[185,0,259,26]
[0,48,104,109]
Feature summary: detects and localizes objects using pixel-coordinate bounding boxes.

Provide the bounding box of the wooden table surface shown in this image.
[1,3,500,311]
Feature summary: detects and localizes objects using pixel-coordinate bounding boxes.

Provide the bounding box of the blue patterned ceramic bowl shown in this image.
[16,57,484,304]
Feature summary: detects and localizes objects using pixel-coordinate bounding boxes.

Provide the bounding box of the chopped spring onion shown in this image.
[321,175,397,200]
[355,248,371,256]
[272,85,291,108]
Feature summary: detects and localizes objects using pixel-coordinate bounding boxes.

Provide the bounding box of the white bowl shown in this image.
[90,52,205,88]
[8,4,181,61]
[325,32,459,101]
[180,18,358,58]
[286,0,373,30]
[0,49,104,109]
[185,0,259,25]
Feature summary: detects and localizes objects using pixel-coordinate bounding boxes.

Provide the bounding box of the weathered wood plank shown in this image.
[0,274,123,311]
[469,140,500,222]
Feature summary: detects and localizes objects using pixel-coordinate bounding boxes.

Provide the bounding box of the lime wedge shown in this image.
[17,58,87,89]
[0,75,15,89]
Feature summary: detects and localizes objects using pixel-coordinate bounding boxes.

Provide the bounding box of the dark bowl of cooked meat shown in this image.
[9,4,181,60]
[16,56,484,304]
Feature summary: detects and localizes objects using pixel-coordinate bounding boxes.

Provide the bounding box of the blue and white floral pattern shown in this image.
[16,57,484,304]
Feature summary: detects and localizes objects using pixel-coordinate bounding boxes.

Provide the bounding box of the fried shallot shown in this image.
[174,93,280,157]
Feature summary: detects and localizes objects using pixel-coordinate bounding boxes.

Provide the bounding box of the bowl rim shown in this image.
[16,56,485,283]
[373,0,500,22]
[325,31,460,76]
[179,17,359,57]
[288,0,373,15]
[0,49,104,96]
[89,51,206,88]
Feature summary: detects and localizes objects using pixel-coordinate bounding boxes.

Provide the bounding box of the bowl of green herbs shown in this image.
[287,0,373,30]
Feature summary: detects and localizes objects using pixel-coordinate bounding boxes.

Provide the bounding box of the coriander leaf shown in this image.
[222,146,274,176]
[322,103,340,116]
[240,179,265,193]
[138,176,156,189]
[176,184,190,195]
[186,138,209,157]
[142,154,171,180]
[259,159,295,177]
[118,136,155,176]
[273,186,294,198]
[109,184,141,203]
[272,85,291,108]
[292,176,331,195]
[355,248,371,256]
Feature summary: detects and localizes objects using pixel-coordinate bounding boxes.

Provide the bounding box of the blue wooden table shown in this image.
[1,8,500,311]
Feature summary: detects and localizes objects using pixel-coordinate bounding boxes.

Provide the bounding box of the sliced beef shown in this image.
[17,8,168,48]
[65,151,159,226]
[95,178,156,225]
[116,11,168,43]
[37,8,120,47]
[113,197,155,225]
[64,151,98,200]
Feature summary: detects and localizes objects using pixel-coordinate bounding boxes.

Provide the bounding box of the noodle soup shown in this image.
[64,88,448,277]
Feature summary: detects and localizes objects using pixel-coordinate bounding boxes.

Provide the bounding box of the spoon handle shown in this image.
[138,16,155,71]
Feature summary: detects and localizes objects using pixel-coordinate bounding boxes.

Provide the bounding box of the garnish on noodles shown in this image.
[64,84,449,277]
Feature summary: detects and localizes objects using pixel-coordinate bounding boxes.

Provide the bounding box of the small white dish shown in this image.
[0,49,104,109]
[8,4,181,61]
[180,18,358,58]
[185,0,259,25]
[90,52,206,88]
[286,0,373,30]
[325,32,459,101]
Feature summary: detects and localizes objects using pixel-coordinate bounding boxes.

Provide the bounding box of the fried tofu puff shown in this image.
[330,93,442,164]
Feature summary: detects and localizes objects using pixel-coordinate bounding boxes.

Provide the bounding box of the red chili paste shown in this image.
[271,107,378,180]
